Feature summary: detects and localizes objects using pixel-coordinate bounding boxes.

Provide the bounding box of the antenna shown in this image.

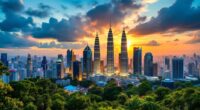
[109,16,111,28]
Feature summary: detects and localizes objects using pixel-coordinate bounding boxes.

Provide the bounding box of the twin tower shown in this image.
[94,26,128,75]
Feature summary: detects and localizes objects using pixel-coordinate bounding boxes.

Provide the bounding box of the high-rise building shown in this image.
[119,29,128,74]
[94,33,101,74]
[188,62,196,76]
[66,49,73,68]
[41,56,48,77]
[172,57,184,79]
[73,61,82,81]
[56,54,65,79]
[83,45,92,78]
[153,63,158,76]
[1,53,8,66]
[165,57,170,70]
[107,26,114,75]
[26,54,33,78]
[144,52,153,76]
[9,69,19,81]
[133,47,142,74]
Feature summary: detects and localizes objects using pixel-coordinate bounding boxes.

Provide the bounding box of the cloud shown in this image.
[186,33,200,44]
[86,0,142,27]
[0,0,34,32]
[145,40,160,46]
[0,0,24,13]
[0,13,34,32]
[38,41,87,49]
[0,32,37,48]
[32,16,86,42]
[129,0,200,35]
[174,38,179,42]
[25,3,52,18]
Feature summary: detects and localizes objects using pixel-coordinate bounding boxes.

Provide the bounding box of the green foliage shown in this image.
[0,68,200,110]
[0,62,9,76]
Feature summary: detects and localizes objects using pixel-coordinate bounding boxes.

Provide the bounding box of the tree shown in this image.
[0,62,9,76]
[138,81,152,96]
[24,102,37,110]
[155,87,171,101]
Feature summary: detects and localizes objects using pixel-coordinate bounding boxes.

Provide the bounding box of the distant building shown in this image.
[41,56,48,77]
[83,45,92,78]
[153,63,158,76]
[73,61,82,81]
[26,54,33,78]
[1,53,8,66]
[9,69,19,81]
[94,33,101,74]
[165,57,170,70]
[133,47,142,74]
[56,54,65,79]
[119,29,128,74]
[144,52,153,76]
[188,62,196,76]
[172,57,184,79]
[66,49,75,74]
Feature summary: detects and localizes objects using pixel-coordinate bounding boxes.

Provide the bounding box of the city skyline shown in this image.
[0,0,200,58]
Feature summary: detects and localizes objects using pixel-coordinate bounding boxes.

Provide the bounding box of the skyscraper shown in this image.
[56,54,65,79]
[41,56,48,77]
[133,47,142,74]
[94,33,101,74]
[153,63,158,76]
[1,53,8,66]
[107,26,114,75]
[26,54,33,78]
[83,45,92,78]
[172,57,184,79]
[73,61,82,81]
[66,49,73,68]
[144,52,153,76]
[165,57,170,70]
[119,29,128,74]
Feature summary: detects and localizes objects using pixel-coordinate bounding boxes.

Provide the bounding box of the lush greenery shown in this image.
[0,62,200,110]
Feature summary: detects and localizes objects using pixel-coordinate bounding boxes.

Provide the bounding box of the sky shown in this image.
[0,0,200,60]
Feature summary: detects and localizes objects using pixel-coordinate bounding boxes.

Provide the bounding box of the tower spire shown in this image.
[109,16,111,29]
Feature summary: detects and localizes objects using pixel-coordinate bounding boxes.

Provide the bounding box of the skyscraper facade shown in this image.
[172,57,184,79]
[94,33,101,74]
[165,57,170,70]
[73,61,82,81]
[1,53,8,66]
[144,52,153,76]
[107,27,114,74]
[66,49,73,68]
[119,29,128,74]
[56,54,65,79]
[83,45,92,78]
[26,54,33,78]
[41,56,48,77]
[133,47,142,74]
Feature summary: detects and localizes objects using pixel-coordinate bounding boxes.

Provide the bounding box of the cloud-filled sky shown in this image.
[0,0,200,58]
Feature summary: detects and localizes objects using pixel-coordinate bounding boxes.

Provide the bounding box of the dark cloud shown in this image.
[0,32,37,48]
[32,16,86,42]
[145,40,160,46]
[129,0,200,35]
[86,0,141,27]
[0,0,24,13]
[25,3,52,18]
[0,13,34,32]
[25,8,50,18]
[0,0,34,32]
[135,16,147,23]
